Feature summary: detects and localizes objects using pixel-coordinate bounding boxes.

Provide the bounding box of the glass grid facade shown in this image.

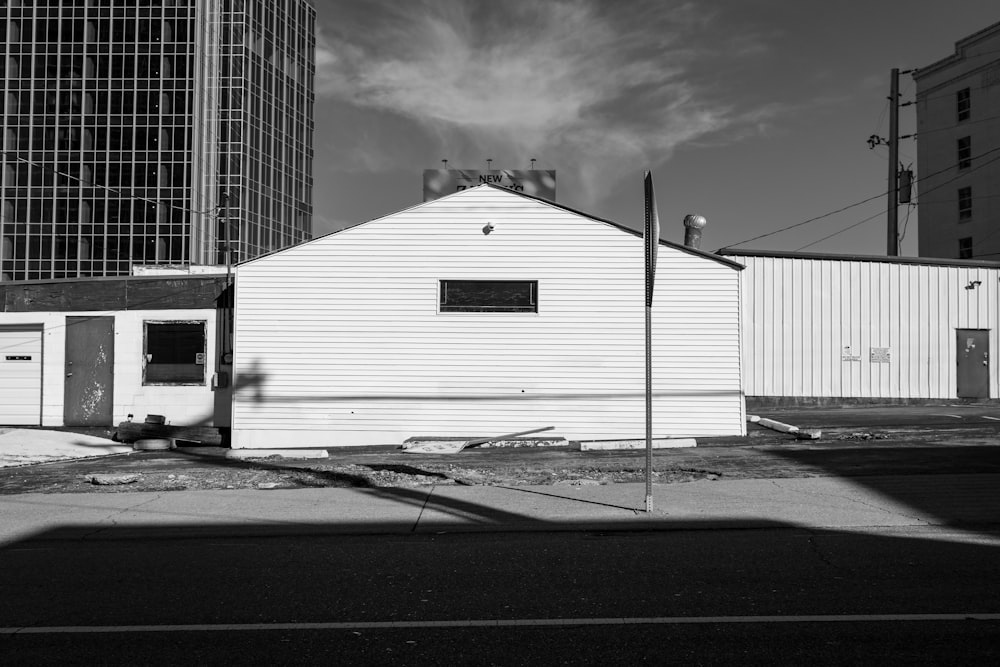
[0,0,314,281]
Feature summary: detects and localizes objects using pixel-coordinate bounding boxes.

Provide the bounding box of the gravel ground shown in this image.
[1,413,998,495]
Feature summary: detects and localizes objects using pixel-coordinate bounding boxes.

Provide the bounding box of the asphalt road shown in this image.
[3,404,999,663]
[3,523,999,664]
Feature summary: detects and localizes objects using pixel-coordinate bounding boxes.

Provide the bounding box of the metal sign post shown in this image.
[643,170,659,514]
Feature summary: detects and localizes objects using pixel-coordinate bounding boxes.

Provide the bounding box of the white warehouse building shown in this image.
[721,249,1000,402]
[231,185,746,449]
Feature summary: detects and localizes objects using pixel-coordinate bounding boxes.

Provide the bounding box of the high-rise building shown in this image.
[914,21,1000,260]
[1,0,315,282]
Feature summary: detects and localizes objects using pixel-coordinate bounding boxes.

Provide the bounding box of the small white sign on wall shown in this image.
[870,347,891,363]
[842,346,861,362]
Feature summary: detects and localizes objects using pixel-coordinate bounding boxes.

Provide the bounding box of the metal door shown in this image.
[64,316,115,425]
[956,329,989,399]
[0,327,43,425]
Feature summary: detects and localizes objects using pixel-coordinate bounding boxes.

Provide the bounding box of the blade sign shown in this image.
[644,170,660,307]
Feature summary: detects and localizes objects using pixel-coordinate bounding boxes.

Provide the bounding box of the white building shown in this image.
[0,275,230,427]
[721,250,1000,402]
[232,185,746,448]
[914,21,1000,260]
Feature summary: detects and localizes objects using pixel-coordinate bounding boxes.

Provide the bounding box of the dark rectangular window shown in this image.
[958,136,971,169]
[957,87,970,122]
[440,280,537,313]
[958,237,973,259]
[144,321,206,384]
[958,187,972,221]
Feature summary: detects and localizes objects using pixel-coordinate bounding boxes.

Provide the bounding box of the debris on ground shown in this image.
[403,426,558,453]
[837,431,891,440]
[83,473,142,485]
[751,416,822,441]
[40,462,729,494]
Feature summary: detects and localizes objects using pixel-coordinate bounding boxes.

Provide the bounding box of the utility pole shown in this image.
[887,67,900,256]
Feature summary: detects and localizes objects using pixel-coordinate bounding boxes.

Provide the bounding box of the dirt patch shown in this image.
[3,418,999,494]
[0,458,735,494]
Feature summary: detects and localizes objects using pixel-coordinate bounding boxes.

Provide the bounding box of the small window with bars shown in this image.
[958,187,972,221]
[958,237,973,259]
[958,136,971,169]
[439,280,538,313]
[957,87,970,122]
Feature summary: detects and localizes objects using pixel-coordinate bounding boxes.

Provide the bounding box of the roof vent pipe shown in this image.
[683,214,707,249]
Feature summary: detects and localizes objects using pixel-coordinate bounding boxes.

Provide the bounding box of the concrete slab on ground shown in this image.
[0,429,132,468]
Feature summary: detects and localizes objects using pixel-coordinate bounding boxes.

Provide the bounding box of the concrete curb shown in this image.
[578,438,697,451]
[222,449,330,460]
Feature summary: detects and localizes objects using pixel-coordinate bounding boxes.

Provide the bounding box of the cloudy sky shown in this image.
[310,1,998,255]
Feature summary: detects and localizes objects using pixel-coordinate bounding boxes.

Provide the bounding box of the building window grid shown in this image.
[3,1,312,280]
[957,136,971,170]
[958,187,972,221]
[958,237,973,259]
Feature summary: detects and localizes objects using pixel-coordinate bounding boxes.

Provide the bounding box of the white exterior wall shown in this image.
[729,254,1000,399]
[232,187,745,448]
[0,309,219,426]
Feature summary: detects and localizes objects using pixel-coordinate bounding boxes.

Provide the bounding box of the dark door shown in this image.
[64,316,115,425]
[956,329,989,399]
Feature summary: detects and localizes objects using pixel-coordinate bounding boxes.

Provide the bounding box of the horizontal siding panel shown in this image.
[234,187,744,447]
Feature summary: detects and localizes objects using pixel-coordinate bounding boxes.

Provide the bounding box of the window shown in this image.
[958,136,971,169]
[958,237,973,259]
[143,321,206,384]
[958,187,972,221]
[440,280,538,313]
[957,87,970,122]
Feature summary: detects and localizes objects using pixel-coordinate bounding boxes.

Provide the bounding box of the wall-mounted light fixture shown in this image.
[482,222,494,235]
[965,280,982,290]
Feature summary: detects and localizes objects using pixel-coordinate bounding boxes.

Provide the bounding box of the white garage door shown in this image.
[0,329,43,425]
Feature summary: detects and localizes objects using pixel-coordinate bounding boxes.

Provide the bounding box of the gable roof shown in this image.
[243,183,744,271]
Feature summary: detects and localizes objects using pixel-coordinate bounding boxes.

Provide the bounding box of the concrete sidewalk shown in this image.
[0,429,130,468]
[3,473,998,548]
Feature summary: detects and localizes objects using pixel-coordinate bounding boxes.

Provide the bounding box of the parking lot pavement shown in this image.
[746,403,1000,431]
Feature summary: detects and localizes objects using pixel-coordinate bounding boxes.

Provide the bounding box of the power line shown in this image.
[0,150,221,219]
[919,192,1000,206]
[793,150,1000,253]
[722,192,885,248]
[872,97,890,137]
[913,112,1000,138]
[897,202,916,249]
[794,210,884,252]
[0,276,228,354]
[912,150,1000,200]
[723,142,1000,251]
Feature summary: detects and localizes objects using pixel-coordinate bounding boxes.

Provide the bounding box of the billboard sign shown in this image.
[423,169,556,202]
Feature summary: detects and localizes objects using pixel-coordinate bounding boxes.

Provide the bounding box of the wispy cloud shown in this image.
[316,0,774,206]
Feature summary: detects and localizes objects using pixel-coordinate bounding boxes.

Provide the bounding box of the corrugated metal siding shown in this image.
[729,254,1000,399]
[232,187,744,447]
